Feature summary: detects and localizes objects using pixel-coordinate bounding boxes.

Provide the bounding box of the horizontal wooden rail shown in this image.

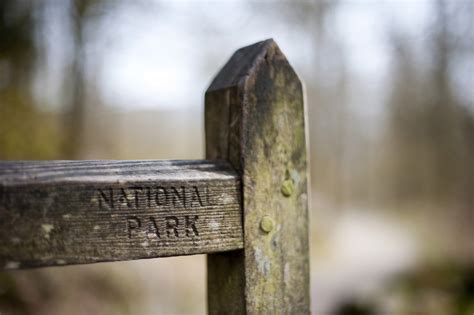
[0,160,242,269]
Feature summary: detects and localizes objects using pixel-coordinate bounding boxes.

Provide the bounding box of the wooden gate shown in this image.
[0,39,310,314]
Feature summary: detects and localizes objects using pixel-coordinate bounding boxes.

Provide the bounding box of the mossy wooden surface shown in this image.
[0,160,243,269]
[206,39,310,314]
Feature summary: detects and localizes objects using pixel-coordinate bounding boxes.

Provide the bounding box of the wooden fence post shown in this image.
[205,39,310,314]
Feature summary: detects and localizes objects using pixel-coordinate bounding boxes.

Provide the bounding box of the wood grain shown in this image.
[0,160,243,269]
[206,39,310,314]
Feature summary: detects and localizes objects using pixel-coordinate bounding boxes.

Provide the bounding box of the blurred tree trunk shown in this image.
[0,0,62,160]
[384,0,474,209]
[61,1,89,159]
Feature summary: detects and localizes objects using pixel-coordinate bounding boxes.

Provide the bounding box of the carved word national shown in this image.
[95,185,211,210]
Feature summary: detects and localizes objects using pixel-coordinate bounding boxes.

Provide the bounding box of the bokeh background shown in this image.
[1,0,473,314]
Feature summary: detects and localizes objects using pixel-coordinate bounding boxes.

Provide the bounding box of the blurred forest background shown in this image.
[0,0,473,314]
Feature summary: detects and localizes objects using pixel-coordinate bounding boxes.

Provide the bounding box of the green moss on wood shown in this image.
[206,39,310,314]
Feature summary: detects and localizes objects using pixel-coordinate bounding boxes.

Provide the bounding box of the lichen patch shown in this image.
[41,224,54,239]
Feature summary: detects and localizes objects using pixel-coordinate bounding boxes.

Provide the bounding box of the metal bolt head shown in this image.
[281,179,294,197]
[260,215,274,233]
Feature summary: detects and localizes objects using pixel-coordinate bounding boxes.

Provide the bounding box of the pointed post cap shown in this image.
[207,39,300,92]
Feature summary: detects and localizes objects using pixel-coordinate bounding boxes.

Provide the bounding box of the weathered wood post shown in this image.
[206,39,310,314]
[0,39,309,314]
